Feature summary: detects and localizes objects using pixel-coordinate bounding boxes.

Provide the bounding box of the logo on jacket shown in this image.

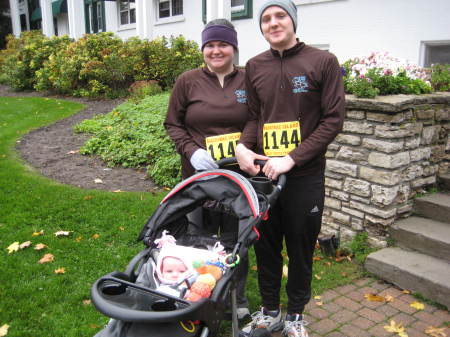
[235,89,247,103]
[292,76,309,93]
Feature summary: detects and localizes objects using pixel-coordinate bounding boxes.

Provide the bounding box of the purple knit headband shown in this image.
[201,25,238,50]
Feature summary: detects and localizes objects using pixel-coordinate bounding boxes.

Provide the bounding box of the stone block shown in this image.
[362,138,404,153]
[343,177,371,197]
[331,210,350,224]
[325,177,343,189]
[366,111,406,123]
[404,136,421,149]
[397,203,413,214]
[340,227,357,242]
[421,125,441,145]
[360,167,402,185]
[410,147,431,162]
[326,159,358,177]
[330,190,349,201]
[345,110,365,119]
[325,196,341,209]
[351,217,364,230]
[336,146,368,163]
[371,185,400,206]
[416,109,435,120]
[335,134,361,146]
[343,121,374,134]
[325,150,336,158]
[402,164,424,181]
[367,236,387,248]
[350,195,371,204]
[350,201,397,219]
[435,108,450,121]
[342,206,365,218]
[328,143,340,151]
[365,214,396,226]
[368,151,410,168]
[374,124,410,138]
[410,175,436,188]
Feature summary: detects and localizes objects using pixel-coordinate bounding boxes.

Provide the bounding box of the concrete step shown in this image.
[414,192,450,224]
[391,216,450,261]
[365,247,450,308]
[438,173,450,191]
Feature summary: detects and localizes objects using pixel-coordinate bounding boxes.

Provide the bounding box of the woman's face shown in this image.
[203,41,234,73]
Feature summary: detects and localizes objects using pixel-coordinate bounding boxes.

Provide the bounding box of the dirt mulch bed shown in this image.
[1,85,160,192]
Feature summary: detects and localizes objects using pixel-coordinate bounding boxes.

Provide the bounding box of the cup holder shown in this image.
[249,176,273,194]
[101,281,127,296]
[151,299,177,311]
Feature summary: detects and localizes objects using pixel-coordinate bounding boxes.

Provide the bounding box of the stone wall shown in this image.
[322,92,450,248]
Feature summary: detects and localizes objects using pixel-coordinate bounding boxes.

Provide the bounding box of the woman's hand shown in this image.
[262,155,295,180]
[235,144,269,176]
[190,149,219,170]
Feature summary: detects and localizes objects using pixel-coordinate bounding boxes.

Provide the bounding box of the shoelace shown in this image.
[250,311,277,328]
[282,319,309,336]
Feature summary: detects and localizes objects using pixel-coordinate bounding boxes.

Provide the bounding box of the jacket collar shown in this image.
[270,39,305,58]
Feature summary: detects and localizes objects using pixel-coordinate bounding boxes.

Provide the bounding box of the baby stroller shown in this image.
[91,158,286,337]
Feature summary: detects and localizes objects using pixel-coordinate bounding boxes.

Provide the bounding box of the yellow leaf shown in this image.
[19,241,32,249]
[32,230,44,237]
[34,243,47,250]
[410,301,425,310]
[313,256,322,261]
[0,324,9,336]
[84,195,93,200]
[282,265,288,278]
[75,236,82,242]
[314,295,322,300]
[314,274,321,280]
[83,299,92,306]
[425,326,447,337]
[38,253,54,264]
[324,261,332,266]
[251,265,258,271]
[384,320,408,336]
[316,301,323,306]
[118,226,125,231]
[113,190,123,193]
[364,293,386,302]
[385,295,394,302]
[6,242,19,254]
[54,267,66,274]
[402,289,411,294]
[92,234,100,239]
[341,272,348,277]
[54,230,72,237]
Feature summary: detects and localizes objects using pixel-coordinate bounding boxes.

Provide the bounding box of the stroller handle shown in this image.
[217,157,286,206]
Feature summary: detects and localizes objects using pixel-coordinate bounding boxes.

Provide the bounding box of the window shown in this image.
[294,0,339,5]
[85,0,105,33]
[158,0,183,19]
[202,0,252,23]
[422,41,450,67]
[119,0,136,25]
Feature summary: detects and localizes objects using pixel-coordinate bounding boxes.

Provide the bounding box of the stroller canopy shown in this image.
[138,169,261,244]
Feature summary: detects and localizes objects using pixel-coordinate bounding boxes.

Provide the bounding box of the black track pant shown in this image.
[255,173,324,314]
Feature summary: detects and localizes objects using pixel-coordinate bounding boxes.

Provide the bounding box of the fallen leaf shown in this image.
[0,324,9,336]
[341,272,348,277]
[91,234,100,239]
[75,236,82,242]
[54,267,66,274]
[118,226,125,231]
[94,178,103,184]
[251,265,258,271]
[6,242,19,254]
[314,274,321,280]
[89,324,101,329]
[83,299,92,306]
[316,301,323,306]
[282,265,288,278]
[34,243,47,250]
[335,256,347,262]
[38,253,54,264]
[19,241,32,249]
[163,187,170,191]
[410,301,425,310]
[84,195,93,200]
[54,231,72,237]
[402,289,411,294]
[384,320,408,337]
[66,150,79,154]
[313,256,322,261]
[32,230,44,237]
[113,190,123,193]
[314,296,322,300]
[324,261,332,266]
[385,295,394,302]
[425,326,447,337]
[365,293,386,302]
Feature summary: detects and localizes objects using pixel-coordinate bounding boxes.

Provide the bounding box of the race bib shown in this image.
[205,132,241,161]
[263,121,301,157]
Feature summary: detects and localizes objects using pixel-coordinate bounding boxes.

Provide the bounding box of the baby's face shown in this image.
[161,257,187,281]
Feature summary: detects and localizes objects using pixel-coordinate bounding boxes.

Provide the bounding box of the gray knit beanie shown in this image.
[258,0,298,32]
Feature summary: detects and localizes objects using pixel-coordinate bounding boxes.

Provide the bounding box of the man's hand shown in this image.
[235,144,269,176]
[262,155,295,180]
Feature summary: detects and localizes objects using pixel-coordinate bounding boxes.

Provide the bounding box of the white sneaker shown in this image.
[240,307,283,336]
[282,314,309,337]
[237,307,251,320]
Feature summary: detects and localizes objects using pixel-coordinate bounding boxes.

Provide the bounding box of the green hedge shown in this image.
[0,31,203,98]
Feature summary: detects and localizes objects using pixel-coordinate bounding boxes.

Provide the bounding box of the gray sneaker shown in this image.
[282,314,309,337]
[240,307,283,336]
[237,307,251,320]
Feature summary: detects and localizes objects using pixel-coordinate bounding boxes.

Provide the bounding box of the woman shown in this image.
[164,19,250,319]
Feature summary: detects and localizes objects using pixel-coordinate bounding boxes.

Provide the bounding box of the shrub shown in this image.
[430,64,450,92]
[1,31,72,90]
[74,92,181,187]
[128,80,163,102]
[343,51,432,98]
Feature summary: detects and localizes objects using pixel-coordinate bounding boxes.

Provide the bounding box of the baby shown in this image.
[160,256,188,283]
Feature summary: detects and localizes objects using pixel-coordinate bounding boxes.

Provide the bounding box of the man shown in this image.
[236,1,345,336]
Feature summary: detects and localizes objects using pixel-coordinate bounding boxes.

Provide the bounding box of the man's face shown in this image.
[260,6,296,50]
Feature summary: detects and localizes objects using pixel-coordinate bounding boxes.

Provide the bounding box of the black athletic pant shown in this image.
[255,173,324,314]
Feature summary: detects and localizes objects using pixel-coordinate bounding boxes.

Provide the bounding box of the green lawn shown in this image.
[0,96,363,337]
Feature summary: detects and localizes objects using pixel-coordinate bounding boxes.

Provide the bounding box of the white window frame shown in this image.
[231,0,244,13]
[420,40,450,67]
[154,0,184,26]
[294,0,340,5]
[118,0,136,30]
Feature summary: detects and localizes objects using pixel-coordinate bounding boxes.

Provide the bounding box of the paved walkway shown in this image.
[271,277,450,337]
